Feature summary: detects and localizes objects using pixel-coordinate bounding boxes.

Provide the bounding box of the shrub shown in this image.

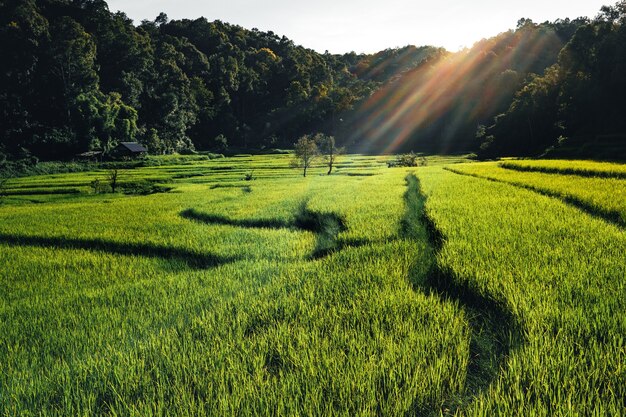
[90,179,110,194]
[121,181,172,195]
[388,152,427,167]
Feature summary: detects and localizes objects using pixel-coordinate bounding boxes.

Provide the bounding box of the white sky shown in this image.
[106,0,611,53]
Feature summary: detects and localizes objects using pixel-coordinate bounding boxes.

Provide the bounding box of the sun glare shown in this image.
[345,27,562,154]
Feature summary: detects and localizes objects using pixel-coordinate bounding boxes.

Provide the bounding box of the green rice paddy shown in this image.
[1,155,624,415]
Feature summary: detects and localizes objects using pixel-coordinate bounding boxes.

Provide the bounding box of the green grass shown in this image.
[418,167,626,416]
[499,159,626,179]
[1,154,624,415]
[447,162,626,226]
[0,155,472,416]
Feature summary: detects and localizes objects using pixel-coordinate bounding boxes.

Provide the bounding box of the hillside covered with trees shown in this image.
[477,3,626,159]
[1,0,625,162]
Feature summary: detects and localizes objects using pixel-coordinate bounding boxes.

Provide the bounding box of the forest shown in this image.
[1,0,625,163]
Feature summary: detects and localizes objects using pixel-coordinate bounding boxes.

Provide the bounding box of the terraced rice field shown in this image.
[1,155,624,415]
[499,159,626,179]
[447,161,626,226]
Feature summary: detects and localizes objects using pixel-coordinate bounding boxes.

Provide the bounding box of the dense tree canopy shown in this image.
[0,0,383,160]
[341,17,589,154]
[478,2,626,159]
[0,0,624,161]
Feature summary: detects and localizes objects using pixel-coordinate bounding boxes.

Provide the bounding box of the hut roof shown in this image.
[118,142,148,153]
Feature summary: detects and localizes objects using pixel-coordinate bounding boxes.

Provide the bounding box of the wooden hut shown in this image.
[111,142,148,159]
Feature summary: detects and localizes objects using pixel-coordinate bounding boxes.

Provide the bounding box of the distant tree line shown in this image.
[0,0,387,161]
[1,0,625,162]
[339,15,591,155]
[477,2,626,159]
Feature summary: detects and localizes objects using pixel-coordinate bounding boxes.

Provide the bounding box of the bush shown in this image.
[90,179,111,194]
[388,152,427,167]
[198,152,225,159]
[213,134,228,152]
[120,181,172,195]
[144,154,222,166]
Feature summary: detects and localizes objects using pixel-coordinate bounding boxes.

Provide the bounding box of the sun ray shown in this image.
[343,27,564,154]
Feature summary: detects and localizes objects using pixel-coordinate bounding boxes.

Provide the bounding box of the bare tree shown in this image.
[291,135,319,177]
[108,169,120,193]
[315,134,344,175]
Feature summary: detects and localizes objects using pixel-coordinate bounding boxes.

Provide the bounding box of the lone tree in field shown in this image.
[108,169,120,193]
[292,135,319,177]
[315,134,344,175]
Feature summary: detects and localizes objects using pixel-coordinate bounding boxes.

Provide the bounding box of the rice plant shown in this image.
[499,159,626,179]
[419,167,626,415]
[0,155,470,416]
[1,155,623,415]
[447,162,626,226]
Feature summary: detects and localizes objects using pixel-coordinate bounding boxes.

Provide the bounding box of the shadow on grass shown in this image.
[0,232,236,270]
[4,188,82,196]
[293,201,354,259]
[445,167,626,229]
[499,161,626,180]
[340,172,379,177]
[309,237,371,259]
[209,183,242,190]
[181,208,290,230]
[401,174,523,415]
[181,202,360,259]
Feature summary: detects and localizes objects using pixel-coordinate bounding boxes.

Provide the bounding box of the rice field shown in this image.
[499,159,626,179]
[419,166,626,416]
[0,155,624,415]
[446,162,626,226]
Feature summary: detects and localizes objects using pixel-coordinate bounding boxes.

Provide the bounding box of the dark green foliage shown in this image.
[89,178,109,194]
[0,0,622,161]
[388,152,426,167]
[479,2,626,158]
[0,1,383,160]
[342,18,587,155]
[477,66,563,158]
[212,134,228,152]
[291,134,319,177]
[0,147,38,177]
[349,45,446,83]
[120,180,172,195]
[315,134,343,175]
